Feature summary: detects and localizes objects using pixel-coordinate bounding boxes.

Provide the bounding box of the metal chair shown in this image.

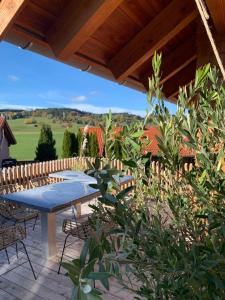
[0,202,39,231]
[29,176,56,189]
[58,216,93,274]
[0,184,39,231]
[0,223,36,279]
[58,213,114,274]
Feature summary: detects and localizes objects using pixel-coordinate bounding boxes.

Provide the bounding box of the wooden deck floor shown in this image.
[0,203,135,300]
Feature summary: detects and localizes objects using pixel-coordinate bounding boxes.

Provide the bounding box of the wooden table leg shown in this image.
[41,212,57,258]
[74,203,81,218]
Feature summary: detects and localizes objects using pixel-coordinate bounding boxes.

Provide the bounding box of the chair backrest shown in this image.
[0,224,25,250]
[0,183,24,195]
[29,176,57,189]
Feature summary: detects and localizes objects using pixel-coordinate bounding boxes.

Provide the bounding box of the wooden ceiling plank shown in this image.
[163,60,196,99]
[206,0,225,33]
[142,36,197,89]
[109,0,198,82]
[47,0,123,59]
[0,0,28,39]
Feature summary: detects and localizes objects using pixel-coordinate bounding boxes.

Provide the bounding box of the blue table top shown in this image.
[49,170,97,184]
[0,180,100,213]
[49,170,133,185]
[0,172,133,213]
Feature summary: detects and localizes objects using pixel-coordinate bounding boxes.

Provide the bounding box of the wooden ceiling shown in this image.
[0,0,224,102]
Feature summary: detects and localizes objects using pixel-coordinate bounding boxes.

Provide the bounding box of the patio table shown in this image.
[49,170,134,185]
[49,170,134,218]
[0,180,100,258]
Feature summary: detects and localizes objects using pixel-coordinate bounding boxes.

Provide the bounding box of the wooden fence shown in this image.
[0,157,194,189]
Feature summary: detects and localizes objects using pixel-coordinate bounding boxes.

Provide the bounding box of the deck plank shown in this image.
[0,206,136,300]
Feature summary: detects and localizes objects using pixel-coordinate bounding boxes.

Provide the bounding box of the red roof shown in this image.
[144,127,161,156]
[144,127,194,157]
[80,127,194,157]
[0,117,16,146]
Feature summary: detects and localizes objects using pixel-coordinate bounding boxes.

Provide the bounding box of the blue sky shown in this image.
[0,42,176,116]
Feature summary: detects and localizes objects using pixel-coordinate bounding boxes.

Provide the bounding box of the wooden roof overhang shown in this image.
[0,0,224,102]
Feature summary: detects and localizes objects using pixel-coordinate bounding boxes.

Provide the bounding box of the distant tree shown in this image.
[62,129,73,158]
[113,139,123,160]
[84,133,91,157]
[89,133,99,157]
[77,129,83,156]
[71,132,79,156]
[35,124,57,161]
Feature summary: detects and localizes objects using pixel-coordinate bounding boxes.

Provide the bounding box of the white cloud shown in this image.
[89,90,97,96]
[60,103,146,117]
[0,103,42,110]
[71,95,87,102]
[8,75,19,82]
[38,91,67,101]
[38,90,88,103]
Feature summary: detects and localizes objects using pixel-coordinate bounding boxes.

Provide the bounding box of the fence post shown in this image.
[8,167,13,185]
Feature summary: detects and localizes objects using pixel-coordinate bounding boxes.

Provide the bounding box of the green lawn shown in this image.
[8,117,79,160]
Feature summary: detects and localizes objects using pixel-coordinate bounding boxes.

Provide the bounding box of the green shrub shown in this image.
[64,55,225,299]
[62,129,73,158]
[24,118,36,124]
[89,133,99,157]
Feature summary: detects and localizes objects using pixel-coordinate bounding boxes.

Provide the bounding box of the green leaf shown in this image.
[117,186,134,199]
[62,262,80,275]
[82,259,97,277]
[104,193,118,204]
[89,184,99,190]
[87,272,111,281]
[80,240,90,267]
[122,160,137,168]
[98,264,110,290]
[130,130,144,138]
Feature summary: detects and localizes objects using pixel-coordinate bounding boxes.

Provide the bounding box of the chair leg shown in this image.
[5,248,10,264]
[16,243,19,259]
[19,241,36,280]
[33,215,38,231]
[23,219,27,235]
[58,234,70,274]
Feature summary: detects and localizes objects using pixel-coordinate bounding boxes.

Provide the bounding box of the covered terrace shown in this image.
[0,0,224,299]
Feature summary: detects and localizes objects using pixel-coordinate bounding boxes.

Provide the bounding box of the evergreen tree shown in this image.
[62,129,73,158]
[71,132,79,156]
[113,139,123,160]
[77,129,83,156]
[89,133,99,157]
[35,124,57,161]
[84,133,91,157]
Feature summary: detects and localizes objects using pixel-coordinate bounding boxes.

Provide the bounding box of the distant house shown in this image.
[80,126,194,160]
[143,127,195,159]
[0,117,16,165]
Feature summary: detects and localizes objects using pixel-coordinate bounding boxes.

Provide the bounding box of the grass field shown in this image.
[8,117,79,161]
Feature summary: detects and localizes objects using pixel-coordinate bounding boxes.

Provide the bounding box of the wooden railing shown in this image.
[0,157,194,189]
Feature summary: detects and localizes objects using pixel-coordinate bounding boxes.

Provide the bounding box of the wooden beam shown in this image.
[0,0,28,39]
[142,36,197,90]
[163,60,196,100]
[206,0,225,33]
[47,0,123,59]
[108,0,198,82]
[7,24,145,93]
